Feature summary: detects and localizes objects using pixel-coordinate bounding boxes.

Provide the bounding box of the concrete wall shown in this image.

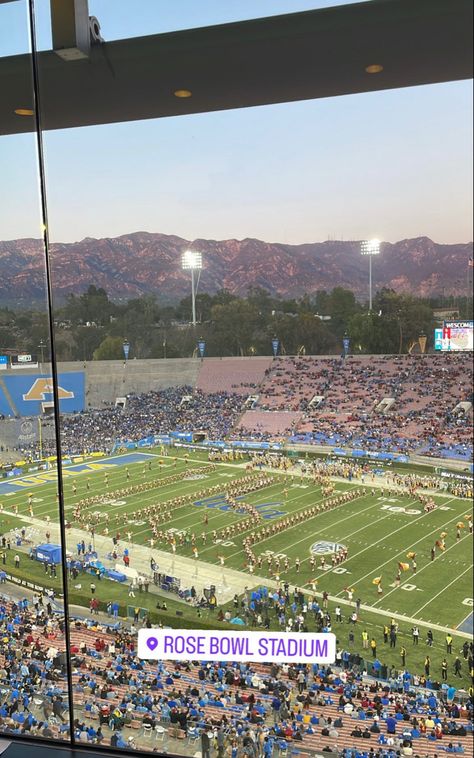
[0,358,201,410]
[62,359,201,408]
[0,416,56,462]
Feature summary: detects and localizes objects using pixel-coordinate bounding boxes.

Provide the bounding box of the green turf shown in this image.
[1,448,472,687]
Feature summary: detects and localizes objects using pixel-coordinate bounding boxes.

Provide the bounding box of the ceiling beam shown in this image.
[50,0,91,61]
[0,0,472,136]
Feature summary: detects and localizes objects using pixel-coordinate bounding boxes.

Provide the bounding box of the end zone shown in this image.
[0,451,157,495]
[457,611,473,635]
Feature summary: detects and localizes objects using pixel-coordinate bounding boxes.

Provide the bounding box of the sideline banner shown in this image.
[138,629,336,664]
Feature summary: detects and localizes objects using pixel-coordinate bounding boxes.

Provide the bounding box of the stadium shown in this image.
[0,351,472,754]
[0,0,473,756]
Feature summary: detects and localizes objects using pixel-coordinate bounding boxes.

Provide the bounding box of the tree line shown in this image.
[0,284,471,361]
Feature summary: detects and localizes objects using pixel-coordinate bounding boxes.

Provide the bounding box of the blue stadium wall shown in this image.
[0,372,85,416]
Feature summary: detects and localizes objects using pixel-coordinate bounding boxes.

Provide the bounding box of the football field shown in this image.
[1,447,472,632]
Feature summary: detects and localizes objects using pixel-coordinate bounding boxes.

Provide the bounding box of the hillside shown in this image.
[1,233,472,306]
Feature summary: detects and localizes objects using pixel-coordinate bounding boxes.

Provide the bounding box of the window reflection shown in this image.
[0,1,471,755]
[0,0,68,746]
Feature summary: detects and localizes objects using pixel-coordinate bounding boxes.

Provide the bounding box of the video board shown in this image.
[434,321,473,351]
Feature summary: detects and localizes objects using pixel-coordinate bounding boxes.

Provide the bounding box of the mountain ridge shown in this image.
[0,233,472,306]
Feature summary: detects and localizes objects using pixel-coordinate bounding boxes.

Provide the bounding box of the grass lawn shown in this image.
[1,448,472,688]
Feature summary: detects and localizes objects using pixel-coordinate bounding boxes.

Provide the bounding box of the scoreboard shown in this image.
[435,321,473,351]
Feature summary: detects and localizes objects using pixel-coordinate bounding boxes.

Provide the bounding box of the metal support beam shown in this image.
[51,0,90,60]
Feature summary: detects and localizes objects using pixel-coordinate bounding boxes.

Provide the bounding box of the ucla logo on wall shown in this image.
[310,541,346,555]
[2,371,85,417]
[23,378,74,401]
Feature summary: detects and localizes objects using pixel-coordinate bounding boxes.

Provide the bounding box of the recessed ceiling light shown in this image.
[365,64,384,74]
[14,108,34,116]
[174,89,192,98]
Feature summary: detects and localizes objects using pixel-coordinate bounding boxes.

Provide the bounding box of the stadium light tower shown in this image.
[181,250,202,327]
[361,239,381,312]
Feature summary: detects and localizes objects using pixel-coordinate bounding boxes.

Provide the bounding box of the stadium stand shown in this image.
[236,411,303,436]
[66,359,201,409]
[196,357,272,395]
[3,354,472,463]
[13,387,243,457]
[64,620,473,756]
[242,355,473,460]
[0,597,69,741]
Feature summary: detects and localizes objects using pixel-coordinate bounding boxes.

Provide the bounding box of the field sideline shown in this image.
[1,447,472,631]
[1,447,472,687]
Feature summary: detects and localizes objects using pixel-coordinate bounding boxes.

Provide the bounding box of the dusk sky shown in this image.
[1,0,472,246]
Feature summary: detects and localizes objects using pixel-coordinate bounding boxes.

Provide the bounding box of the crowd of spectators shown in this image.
[7,354,473,463]
[0,595,69,741]
[0,579,472,755]
[63,612,473,757]
[18,386,244,458]
[237,355,473,460]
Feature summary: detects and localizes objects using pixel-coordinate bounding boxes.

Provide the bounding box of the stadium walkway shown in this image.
[7,513,260,604]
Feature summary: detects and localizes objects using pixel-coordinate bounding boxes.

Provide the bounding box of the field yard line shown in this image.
[224,491,375,561]
[285,497,421,575]
[79,469,249,526]
[25,458,193,516]
[130,489,273,541]
[412,562,473,618]
[62,471,280,541]
[63,476,226,530]
[183,486,335,556]
[118,479,262,537]
[65,451,158,466]
[3,450,159,491]
[11,465,231,535]
[129,480,288,542]
[283,504,416,571]
[310,590,473,639]
[456,609,474,630]
[255,576,473,639]
[295,497,425,572]
[334,499,460,596]
[165,480,286,529]
[373,532,472,606]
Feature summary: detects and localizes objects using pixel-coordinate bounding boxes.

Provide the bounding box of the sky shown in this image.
[0,0,472,246]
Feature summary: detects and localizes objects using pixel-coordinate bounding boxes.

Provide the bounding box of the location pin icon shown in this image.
[146,636,158,652]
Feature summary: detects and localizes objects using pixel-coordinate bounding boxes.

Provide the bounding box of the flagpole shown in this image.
[38,416,43,461]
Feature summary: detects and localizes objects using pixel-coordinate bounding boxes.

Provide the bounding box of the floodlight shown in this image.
[361,239,381,311]
[181,250,203,327]
[182,250,202,270]
[360,239,380,256]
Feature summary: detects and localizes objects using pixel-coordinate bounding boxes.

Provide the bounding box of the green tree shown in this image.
[72,326,105,361]
[210,300,260,356]
[372,290,434,352]
[93,336,126,360]
[212,289,238,307]
[175,293,214,323]
[62,286,115,326]
[246,287,278,317]
[325,287,361,337]
[347,312,399,354]
[268,311,335,356]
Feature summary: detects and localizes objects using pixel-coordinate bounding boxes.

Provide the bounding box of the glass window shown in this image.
[0,0,70,747]
[1,1,471,754]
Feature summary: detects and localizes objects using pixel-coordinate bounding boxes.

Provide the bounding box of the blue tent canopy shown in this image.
[33,544,62,564]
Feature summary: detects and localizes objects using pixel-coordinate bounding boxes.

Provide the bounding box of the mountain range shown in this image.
[0,233,472,306]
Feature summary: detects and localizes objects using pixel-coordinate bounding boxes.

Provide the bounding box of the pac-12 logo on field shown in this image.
[310,541,345,555]
[23,378,74,401]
